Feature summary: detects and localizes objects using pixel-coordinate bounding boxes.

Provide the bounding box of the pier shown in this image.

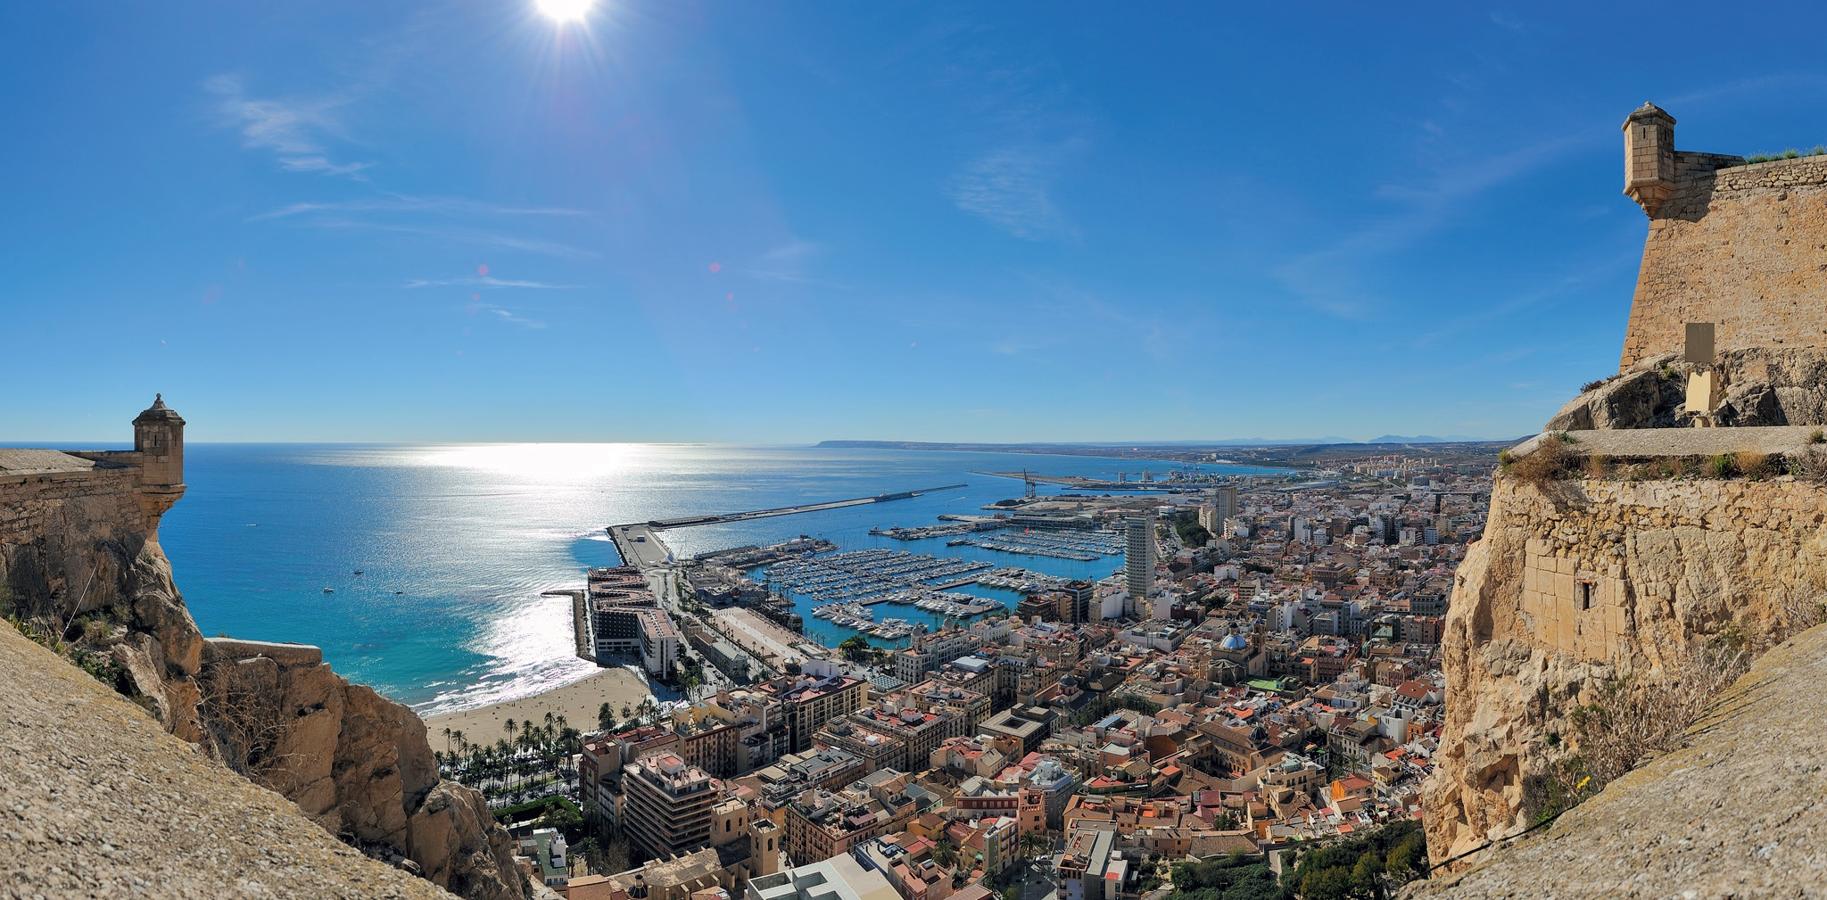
[608,483,967,571]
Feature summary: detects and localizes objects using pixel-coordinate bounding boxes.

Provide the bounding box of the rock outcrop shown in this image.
[1420,474,1827,866]
[1547,347,1827,432]
[0,436,527,899]
[198,636,525,900]
[0,619,451,898]
[1410,624,1827,897]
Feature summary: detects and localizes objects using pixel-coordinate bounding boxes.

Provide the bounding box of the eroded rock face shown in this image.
[1546,347,1827,431]
[196,639,527,900]
[0,622,453,900]
[1544,353,1685,431]
[0,492,526,899]
[1410,624,1827,897]
[1421,475,1827,867]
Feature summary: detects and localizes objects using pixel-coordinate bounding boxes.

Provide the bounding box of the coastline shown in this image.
[422,666,655,747]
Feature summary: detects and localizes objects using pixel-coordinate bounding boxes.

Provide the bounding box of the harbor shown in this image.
[949,528,1123,561]
[607,483,967,569]
[594,480,1138,653]
[760,549,994,602]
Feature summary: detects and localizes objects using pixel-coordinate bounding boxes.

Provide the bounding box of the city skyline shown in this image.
[12,2,1827,442]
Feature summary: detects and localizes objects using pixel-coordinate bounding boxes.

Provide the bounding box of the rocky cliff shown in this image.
[1410,623,1827,896]
[1420,473,1827,866]
[0,613,451,898]
[0,450,527,899]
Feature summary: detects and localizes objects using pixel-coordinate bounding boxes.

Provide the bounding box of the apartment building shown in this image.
[622,752,720,861]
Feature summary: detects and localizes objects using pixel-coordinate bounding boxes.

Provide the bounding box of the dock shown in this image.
[608,483,967,571]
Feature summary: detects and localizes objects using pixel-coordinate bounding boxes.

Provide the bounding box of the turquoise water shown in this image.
[152,444,1282,713]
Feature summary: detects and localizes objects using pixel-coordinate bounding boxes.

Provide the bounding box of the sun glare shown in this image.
[534,0,594,24]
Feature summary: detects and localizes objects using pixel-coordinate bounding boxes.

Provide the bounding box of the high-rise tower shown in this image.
[1124,515,1155,603]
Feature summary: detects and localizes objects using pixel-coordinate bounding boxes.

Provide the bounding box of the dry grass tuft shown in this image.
[1734,451,1774,480]
[1791,447,1827,484]
[1508,436,1578,487]
[1582,454,1611,479]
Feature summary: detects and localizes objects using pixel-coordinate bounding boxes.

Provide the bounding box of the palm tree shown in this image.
[442,726,453,755]
[504,718,518,741]
[597,702,614,733]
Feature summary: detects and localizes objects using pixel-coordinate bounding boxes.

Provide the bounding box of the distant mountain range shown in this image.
[1363,434,1489,444]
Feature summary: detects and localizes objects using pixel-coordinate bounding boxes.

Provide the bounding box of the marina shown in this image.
[762,548,994,602]
[808,601,918,640]
[972,566,1069,593]
[950,528,1123,561]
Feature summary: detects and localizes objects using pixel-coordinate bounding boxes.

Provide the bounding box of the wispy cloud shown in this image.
[1272,132,1588,319]
[949,142,1081,241]
[304,218,600,260]
[1488,11,1526,32]
[407,275,571,289]
[481,305,547,329]
[760,239,821,263]
[205,73,372,179]
[990,337,1043,356]
[250,195,588,222]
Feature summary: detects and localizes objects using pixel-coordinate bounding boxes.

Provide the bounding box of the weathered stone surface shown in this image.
[1548,348,1827,431]
[1421,474,1827,867]
[1621,145,1827,369]
[1544,354,1684,431]
[0,621,452,899]
[0,444,528,899]
[1409,624,1827,898]
[410,782,530,900]
[197,639,528,900]
[1710,347,1827,426]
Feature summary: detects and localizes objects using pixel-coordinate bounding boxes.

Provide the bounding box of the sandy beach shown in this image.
[424,667,657,748]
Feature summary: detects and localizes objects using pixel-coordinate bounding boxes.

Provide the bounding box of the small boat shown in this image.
[322,586,335,594]
[393,590,404,595]
[353,570,364,576]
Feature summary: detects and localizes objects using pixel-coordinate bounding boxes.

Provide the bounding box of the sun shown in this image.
[534,0,594,24]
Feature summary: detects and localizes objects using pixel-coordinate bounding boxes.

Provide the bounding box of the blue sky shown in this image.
[8,2,1827,443]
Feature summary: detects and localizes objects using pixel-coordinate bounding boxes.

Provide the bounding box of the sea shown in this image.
[148,443,1284,716]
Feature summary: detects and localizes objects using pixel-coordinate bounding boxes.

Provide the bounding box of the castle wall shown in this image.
[0,464,161,615]
[1621,152,1827,369]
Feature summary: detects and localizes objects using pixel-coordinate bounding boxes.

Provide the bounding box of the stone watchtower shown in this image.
[1623,102,1677,216]
[132,394,186,525]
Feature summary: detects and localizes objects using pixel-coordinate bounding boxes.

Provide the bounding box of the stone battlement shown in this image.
[1619,104,1827,370]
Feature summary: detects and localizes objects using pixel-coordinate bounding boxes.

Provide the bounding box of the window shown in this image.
[1577,581,1594,611]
